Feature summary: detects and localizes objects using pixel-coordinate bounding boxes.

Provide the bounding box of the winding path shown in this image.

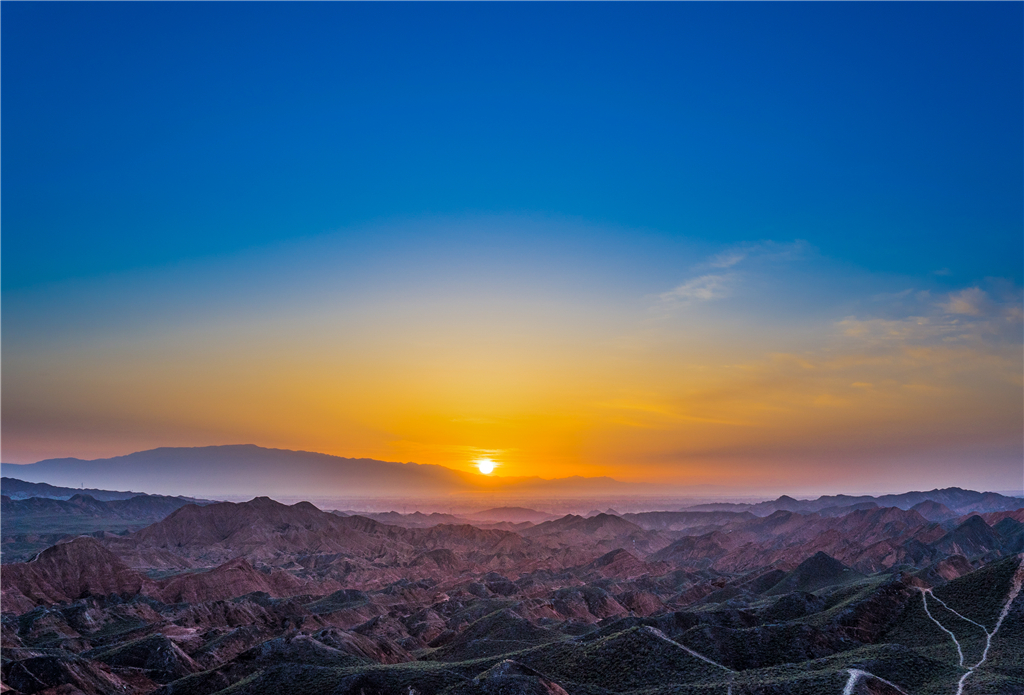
[842,668,910,695]
[842,556,1023,695]
[916,557,1024,695]
[643,625,734,672]
[925,591,987,632]
[920,590,965,667]
[644,626,734,694]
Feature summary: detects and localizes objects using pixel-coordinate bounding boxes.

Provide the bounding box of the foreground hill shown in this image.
[2,491,1023,694]
[1,445,650,498]
[2,533,1022,693]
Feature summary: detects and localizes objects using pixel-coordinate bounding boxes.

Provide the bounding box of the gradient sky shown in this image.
[3,3,1022,495]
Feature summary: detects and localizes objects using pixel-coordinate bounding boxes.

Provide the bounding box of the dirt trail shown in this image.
[925,591,987,632]
[842,668,910,695]
[645,626,733,672]
[917,556,1024,695]
[955,558,1024,695]
[646,627,734,695]
[920,589,965,667]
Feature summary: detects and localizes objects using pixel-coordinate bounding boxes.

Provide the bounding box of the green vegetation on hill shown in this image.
[3,492,1023,695]
[932,555,1021,628]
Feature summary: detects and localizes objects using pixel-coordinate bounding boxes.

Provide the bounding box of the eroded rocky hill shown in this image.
[2,495,1023,694]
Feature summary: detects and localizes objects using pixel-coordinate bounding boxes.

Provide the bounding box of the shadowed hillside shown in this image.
[2,491,1023,694]
[1,485,216,563]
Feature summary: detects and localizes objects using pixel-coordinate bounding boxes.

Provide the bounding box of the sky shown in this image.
[2,3,1021,495]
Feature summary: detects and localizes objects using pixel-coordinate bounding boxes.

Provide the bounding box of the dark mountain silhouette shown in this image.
[1,488,216,563]
[576,548,664,580]
[1,476,209,502]
[764,551,865,595]
[992,517,1024,553]
[931,515,1005,559]
[648,506,967,574]
[910,499,958,522]
[2,492,207,526]
[1,444,650,498]
[518,513,668,562]
[468,507,557,523]
[815,501,880,517]
[522,513,645,539]
[349,510,468,528]
[685,487,1024,517]
[622,510,756,530]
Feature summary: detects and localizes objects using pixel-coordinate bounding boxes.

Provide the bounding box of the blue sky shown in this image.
[2,3,1022,493]
[3,2,1020,289]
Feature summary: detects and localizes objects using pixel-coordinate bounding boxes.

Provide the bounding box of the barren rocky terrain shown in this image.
[2,488,1023,695]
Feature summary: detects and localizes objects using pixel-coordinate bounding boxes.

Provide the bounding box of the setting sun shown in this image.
[475,458,496,475]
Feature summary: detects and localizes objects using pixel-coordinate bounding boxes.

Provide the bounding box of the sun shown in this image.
[475,458,496,475]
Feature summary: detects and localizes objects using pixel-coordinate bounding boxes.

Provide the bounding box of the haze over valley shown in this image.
[3,461,1024,694]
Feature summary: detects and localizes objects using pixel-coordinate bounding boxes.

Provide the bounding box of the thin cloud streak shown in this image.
[658,273,735,305]
[656,239,810,310]
[705,240,810,270]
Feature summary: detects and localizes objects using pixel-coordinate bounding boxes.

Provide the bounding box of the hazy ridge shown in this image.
[1,445,652,499]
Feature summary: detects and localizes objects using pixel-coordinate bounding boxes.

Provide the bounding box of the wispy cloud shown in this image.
[595,398,755,427]
[658,273,734,305]
[839,282,1022,348]
[941,287,992,316]
[706,240,809,270]
[657,239,808,310]
[708,251,747,269]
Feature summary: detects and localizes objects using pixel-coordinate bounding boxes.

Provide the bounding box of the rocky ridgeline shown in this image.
[2,495,1023,694]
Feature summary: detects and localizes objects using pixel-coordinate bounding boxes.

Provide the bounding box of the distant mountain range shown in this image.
[4,446,1023,510]
[0,485,215,563]
[1,445,651,499]
[684,489,1024,517]
[2,491,1023,694]
[0,477,208,503]
[2,463,1023,695]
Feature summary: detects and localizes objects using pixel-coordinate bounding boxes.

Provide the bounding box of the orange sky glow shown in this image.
[3,223,1021,495]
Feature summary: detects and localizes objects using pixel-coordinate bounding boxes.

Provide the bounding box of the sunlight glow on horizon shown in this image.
[3,224,1019,493]
[2,4,1020,494]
